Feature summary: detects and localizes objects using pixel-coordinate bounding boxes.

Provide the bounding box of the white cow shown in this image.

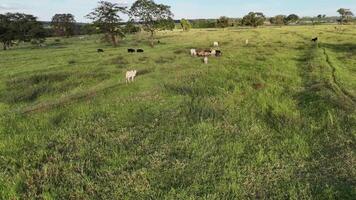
[213,41,219,47]
[245,39,249,45]
[126,70,137,83]
[204,57,208,64]
[190,49,197,56]
[210,49,216,56]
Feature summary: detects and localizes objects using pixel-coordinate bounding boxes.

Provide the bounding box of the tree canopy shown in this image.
[180,19,191,31]
[270,15,287,25]
[337,8,354,24]
[216,16,230,28]
[130,0,173,47]
[286,14,299,24]
[0,13,45,50]
[51,14,76,37]
[87,1,127,46]
[242,12,266,27]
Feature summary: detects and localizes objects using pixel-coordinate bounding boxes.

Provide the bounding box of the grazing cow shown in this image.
[137,49,144,53]
[215,50,222,57]
[213,41,219,47]
[245,39,249,45]
[311,37,318,42]
[126,70,137,83]
[97,49,104,53]
[128,48,135,53]
[204,57,208,64]
[197,49,211,57]
[190,49,197,56]
[210,49,216,56]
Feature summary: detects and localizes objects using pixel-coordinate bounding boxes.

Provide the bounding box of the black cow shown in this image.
[97,49,104,53]
[137,49,144,53]
[311,37,318,42]
[128,48,135,53]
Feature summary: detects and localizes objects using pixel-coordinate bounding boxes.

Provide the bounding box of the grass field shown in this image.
[0,25,355,199]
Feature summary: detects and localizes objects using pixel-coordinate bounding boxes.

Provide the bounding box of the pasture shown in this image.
[0,25,355,199]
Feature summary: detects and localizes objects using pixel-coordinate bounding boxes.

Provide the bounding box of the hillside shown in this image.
[0,25,355,199]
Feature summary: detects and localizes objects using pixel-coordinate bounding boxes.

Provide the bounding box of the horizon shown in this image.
[0,0,355,23]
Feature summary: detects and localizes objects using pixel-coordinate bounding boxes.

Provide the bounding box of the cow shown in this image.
[204,57,208,64]
[137,49,144,53]
[311,37,318,42]
[197,49,211,57]
[211,49,216,56]
[245,39,249,45]
[126,70,137,83]
[128,48,135,53]
[97,49,104,53]
[213,41,219,47]
[215,50,222,57]
[190,49,197,56]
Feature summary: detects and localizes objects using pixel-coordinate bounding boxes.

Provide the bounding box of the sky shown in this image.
[0,0,355,22]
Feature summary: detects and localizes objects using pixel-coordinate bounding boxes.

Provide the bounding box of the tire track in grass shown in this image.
[321,47,356,103]
[16,80,123,114]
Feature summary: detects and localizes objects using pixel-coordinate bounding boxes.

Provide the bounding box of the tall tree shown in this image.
[51,14,76,37]
[286,14,299,24]
[180,19,191,31]
[130,0,173,47]
[270,15,287,25]
[337,8,354,24]
[0,13,45,50]
[87,1,127,46]
[242,12,266,27]
[216,16,230,28]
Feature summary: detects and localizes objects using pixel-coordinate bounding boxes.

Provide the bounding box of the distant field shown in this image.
[0,25,355,199]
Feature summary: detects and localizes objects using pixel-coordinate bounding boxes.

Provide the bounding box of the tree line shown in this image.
[1,0,355,50]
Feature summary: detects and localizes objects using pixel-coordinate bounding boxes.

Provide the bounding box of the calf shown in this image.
[97,49,104,53]
[204,57,208,64]
[190,49,197,56]
[210,49,216,56]
[245,39,249,45]
[213,41,219,47]
[126,70,137,83]
[128,48,135,53]
[137,49,144,53]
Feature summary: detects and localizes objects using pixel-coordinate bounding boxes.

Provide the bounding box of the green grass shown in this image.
[0,25,355,199]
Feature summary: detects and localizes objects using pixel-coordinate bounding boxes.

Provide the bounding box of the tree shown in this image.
[87,1,127,46]
[180,19,191,31]
[216,16,230,28]
[130,0,173,47]
[241,12,266,27]
[0,13,45,50]
[317,14,326,23]
[51,14,76,37]
[157,17,175,31]
[337,8,354,24]
[270,15,287,25]
[286,14,299,24]
[124,20,141,34]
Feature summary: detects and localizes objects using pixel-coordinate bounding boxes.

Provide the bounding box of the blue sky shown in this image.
[0,0,355,22]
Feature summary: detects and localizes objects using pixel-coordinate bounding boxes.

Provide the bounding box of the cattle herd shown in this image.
[105,37,318,84]
[123,41,223,83]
